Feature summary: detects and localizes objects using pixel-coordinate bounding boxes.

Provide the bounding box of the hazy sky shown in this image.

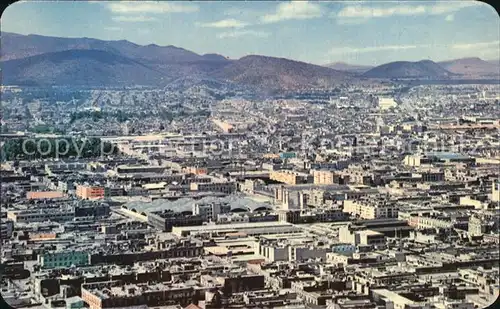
[2,1,499,65]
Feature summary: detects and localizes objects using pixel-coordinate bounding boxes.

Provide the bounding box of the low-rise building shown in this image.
[148,210,203,232]
[343,199,398,219]
[76,185,105,200]
[38,250,90,269]
[270,170,313,185]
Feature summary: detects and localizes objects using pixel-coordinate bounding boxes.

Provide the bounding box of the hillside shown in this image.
[326,62,373,74]
[6,31,495,89]
[1,49,168,86]
[438,57,500,77]
[487,59,500,66]
[363,60,453,79]
[214,55,353,90]
[1,32,228,64]
[3,32,355,89]
[1,32,233,86]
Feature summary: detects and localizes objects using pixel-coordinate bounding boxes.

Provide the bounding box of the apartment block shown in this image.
[76,185,105,200]
[343,200,398,219]
[269,170,313,185]
[312,170,340,185]
[38,251,90,269]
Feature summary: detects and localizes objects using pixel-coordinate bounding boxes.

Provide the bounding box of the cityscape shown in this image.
[0,1,499,309]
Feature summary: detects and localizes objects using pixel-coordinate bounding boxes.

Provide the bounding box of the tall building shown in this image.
[492,180,500,202]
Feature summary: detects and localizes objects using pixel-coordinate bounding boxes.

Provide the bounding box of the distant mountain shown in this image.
[487,59,500,66]
[326,62,373,74]
[363,60,453,79]
[3,32,355,89]
[2,49,167,86]
[213,55,353,90]
[1,32,232,78]
[1,32,228,64]
[201,53,230,62]
[1,32,234,86]
[2,32,133,61]
[5,32,493,89]
[438,57,500,77]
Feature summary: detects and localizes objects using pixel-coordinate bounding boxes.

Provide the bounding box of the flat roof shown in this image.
[173,221,293,232]
[371,289,415,305]
[426,152,470,160]
[172,223,302,237]
[231,254,266,262]
[142,182,167,190]
[357,230,384,236]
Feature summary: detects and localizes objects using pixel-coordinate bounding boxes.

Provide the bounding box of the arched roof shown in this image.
[124,195,273,215]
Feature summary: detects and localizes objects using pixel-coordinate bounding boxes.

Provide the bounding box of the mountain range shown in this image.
[2,32,354,90]
[1,32,498,89]
[362,60,454,79]
[438,57,500,78]
[329,58,499,79]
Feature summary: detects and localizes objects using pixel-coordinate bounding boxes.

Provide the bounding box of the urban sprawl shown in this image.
[0,83,499,309]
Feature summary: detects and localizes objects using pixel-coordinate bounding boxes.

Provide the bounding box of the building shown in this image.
[338,219,412,243]
[404,153,475,167]
[420,170,445,182]
[278,209,349,224]
[1,218,14,239]
[312,170,340,185]
[7,207,75,223]
[76,185,105,200]
[26,191,66,200]
[357,230,386,246]
[492,180,500,202]
[219,274,265,295]
[217,212,278,224]
[279,152,297,159]
[171,222,302,237]
[212,118,234,133]
[343,199,398,219]
[45,162,87,174]
[38,250,90,269]
[371,289,431,309]
[116,165,166,174]
[75,202,111,217]
[289,245,330,262]
[338,227,386,246]
[270,171,313,185]
[81,281,201,309]
[183,166,208,175]
[104,186,125,197]
[148,210,203,232]
[193,202,231,222]
[400,210,468,230]
[468,214,497,237]
[377,97,397,110]
[190,181,237,194]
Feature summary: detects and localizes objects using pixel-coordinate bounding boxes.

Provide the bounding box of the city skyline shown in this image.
[2,0,499,65]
